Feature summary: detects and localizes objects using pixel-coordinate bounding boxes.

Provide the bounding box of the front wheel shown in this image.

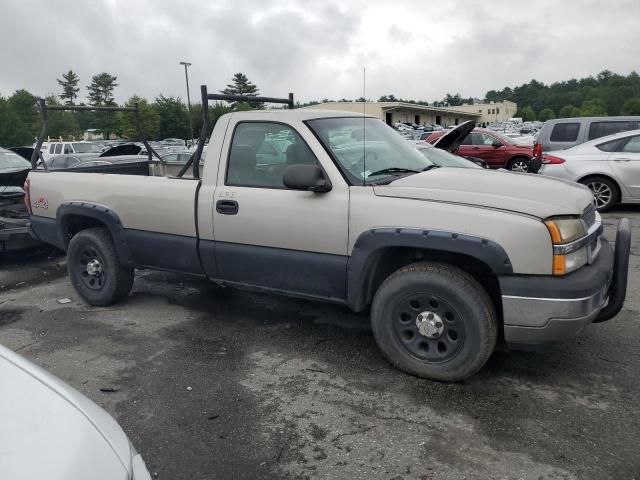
[370,262,497,382]
[67,227,134,306]
[507,157,529,172]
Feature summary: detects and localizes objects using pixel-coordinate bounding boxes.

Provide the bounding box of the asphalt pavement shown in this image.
[0,208,639,479]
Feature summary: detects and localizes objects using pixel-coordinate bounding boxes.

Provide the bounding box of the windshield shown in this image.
[0,150,31,170]
[307,117,434,184]
[416,146,480,168]
[72,142,102,153]
[487,131,515,145]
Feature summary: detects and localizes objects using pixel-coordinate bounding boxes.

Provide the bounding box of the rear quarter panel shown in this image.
[28,171,199,236]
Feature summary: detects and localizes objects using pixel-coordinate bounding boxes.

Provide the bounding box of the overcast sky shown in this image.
[1,0,639,104]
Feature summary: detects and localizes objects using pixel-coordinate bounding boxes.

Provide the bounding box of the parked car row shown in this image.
[534,116,640,211]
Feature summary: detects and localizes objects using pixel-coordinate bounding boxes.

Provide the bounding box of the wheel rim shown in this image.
[392,294,465,363]
[511,160,528,172]
[587,182,612,209]
[77,247,106,291]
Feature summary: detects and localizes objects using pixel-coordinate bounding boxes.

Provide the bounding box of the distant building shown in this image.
[455,100,518,124]
[307,102,481,127]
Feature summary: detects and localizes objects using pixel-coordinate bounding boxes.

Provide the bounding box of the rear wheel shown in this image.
[580,176,619,212]
[67,227,134,306]
[507,157,529,172]
[370,262,497,382]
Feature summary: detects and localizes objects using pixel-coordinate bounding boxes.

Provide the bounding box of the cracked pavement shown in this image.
[0,208,639,479]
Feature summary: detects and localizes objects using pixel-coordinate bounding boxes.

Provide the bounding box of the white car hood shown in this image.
[0,344,132,480]
[374,168,593,219]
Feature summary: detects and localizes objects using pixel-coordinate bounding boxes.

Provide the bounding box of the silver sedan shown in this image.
[539,129,640,211]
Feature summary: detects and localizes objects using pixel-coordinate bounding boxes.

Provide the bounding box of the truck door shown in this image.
[210,119,350,301]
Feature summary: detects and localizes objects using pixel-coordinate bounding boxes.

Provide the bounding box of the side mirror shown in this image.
[492,141,503,147]
[283,164,332,193]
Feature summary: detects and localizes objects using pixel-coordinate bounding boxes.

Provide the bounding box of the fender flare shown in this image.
[346,228,513,311]
[56,202,134,266]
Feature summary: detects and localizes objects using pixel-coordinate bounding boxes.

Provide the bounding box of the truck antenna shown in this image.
[362,66,366,186]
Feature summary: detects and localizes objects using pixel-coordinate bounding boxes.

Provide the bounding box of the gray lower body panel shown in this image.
[500,236,615,344]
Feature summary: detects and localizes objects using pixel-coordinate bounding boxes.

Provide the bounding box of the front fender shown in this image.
[346,228,513,311]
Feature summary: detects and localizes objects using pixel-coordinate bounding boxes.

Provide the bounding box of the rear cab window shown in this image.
[550,123,580,142]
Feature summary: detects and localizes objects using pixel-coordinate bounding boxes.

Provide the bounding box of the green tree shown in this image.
[118,95,160,140]
[0,96,31,147]
[444,93,464,106]
[621,97,640,115]
[7,89,39,137]
[516,106,536,121]
[44,95,81,139]
[87,73,118,106]
[190,102,233,141]
[221,72,261,109]
[538,108,556,122]
[87,72,119,138]
[153,95,190,139]
[57,70,80,105]
[579,99,607,116]
[378,94,398,102]
[559,105,581,118]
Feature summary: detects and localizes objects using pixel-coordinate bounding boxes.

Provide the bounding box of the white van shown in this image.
[38,141,103,161]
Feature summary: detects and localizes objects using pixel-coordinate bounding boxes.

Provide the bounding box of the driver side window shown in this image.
[481,134,499,146]
[226,122,318,188]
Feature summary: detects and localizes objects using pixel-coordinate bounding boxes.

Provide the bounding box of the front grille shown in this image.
[582,203,596,228]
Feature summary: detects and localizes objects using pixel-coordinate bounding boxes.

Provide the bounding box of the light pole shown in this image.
[179,61,194,146]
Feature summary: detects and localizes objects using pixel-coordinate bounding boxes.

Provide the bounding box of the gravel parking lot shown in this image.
[1,208,639,480]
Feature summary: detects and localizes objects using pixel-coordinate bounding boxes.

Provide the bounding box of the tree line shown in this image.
[0,72,261,147]
[301,70,640,122]
[3,69,640,148]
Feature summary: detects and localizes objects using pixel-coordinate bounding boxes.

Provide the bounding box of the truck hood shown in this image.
[375,168,593,218]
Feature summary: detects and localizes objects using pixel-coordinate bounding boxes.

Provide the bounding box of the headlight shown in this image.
[545,217,588,275]
[544,217,586,244]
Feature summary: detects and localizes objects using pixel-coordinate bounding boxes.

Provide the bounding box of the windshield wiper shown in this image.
[367,167,420,177]
[421,164,441,171]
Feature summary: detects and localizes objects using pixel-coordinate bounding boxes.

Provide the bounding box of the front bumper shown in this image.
[499,219,630,344]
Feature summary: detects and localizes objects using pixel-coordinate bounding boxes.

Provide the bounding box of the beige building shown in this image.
[307,102,481,128]
[455,100,518,124]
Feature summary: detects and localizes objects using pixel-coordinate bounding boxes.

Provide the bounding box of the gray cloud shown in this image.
[0,0,638,104]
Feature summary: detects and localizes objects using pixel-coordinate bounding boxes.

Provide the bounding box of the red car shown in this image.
[426,128,534,172]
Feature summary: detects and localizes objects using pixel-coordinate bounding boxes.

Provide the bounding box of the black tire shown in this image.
[370,262,497,382]
[67,227,134,306]
[507,157,529,172]
[579,176,619,212]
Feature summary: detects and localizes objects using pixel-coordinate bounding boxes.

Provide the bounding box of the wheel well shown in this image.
[578,174,621,198]
[61,214,109,246]
[507,156,530,166]
[361,247,503,329]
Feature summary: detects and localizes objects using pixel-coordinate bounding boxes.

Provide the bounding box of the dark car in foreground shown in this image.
[0,148,38,251]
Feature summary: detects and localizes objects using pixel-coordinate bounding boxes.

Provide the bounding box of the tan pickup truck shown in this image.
[25,91,631,381]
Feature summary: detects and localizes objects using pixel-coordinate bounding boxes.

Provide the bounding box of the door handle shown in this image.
[216,200,239,215]
[613,158,632,162]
